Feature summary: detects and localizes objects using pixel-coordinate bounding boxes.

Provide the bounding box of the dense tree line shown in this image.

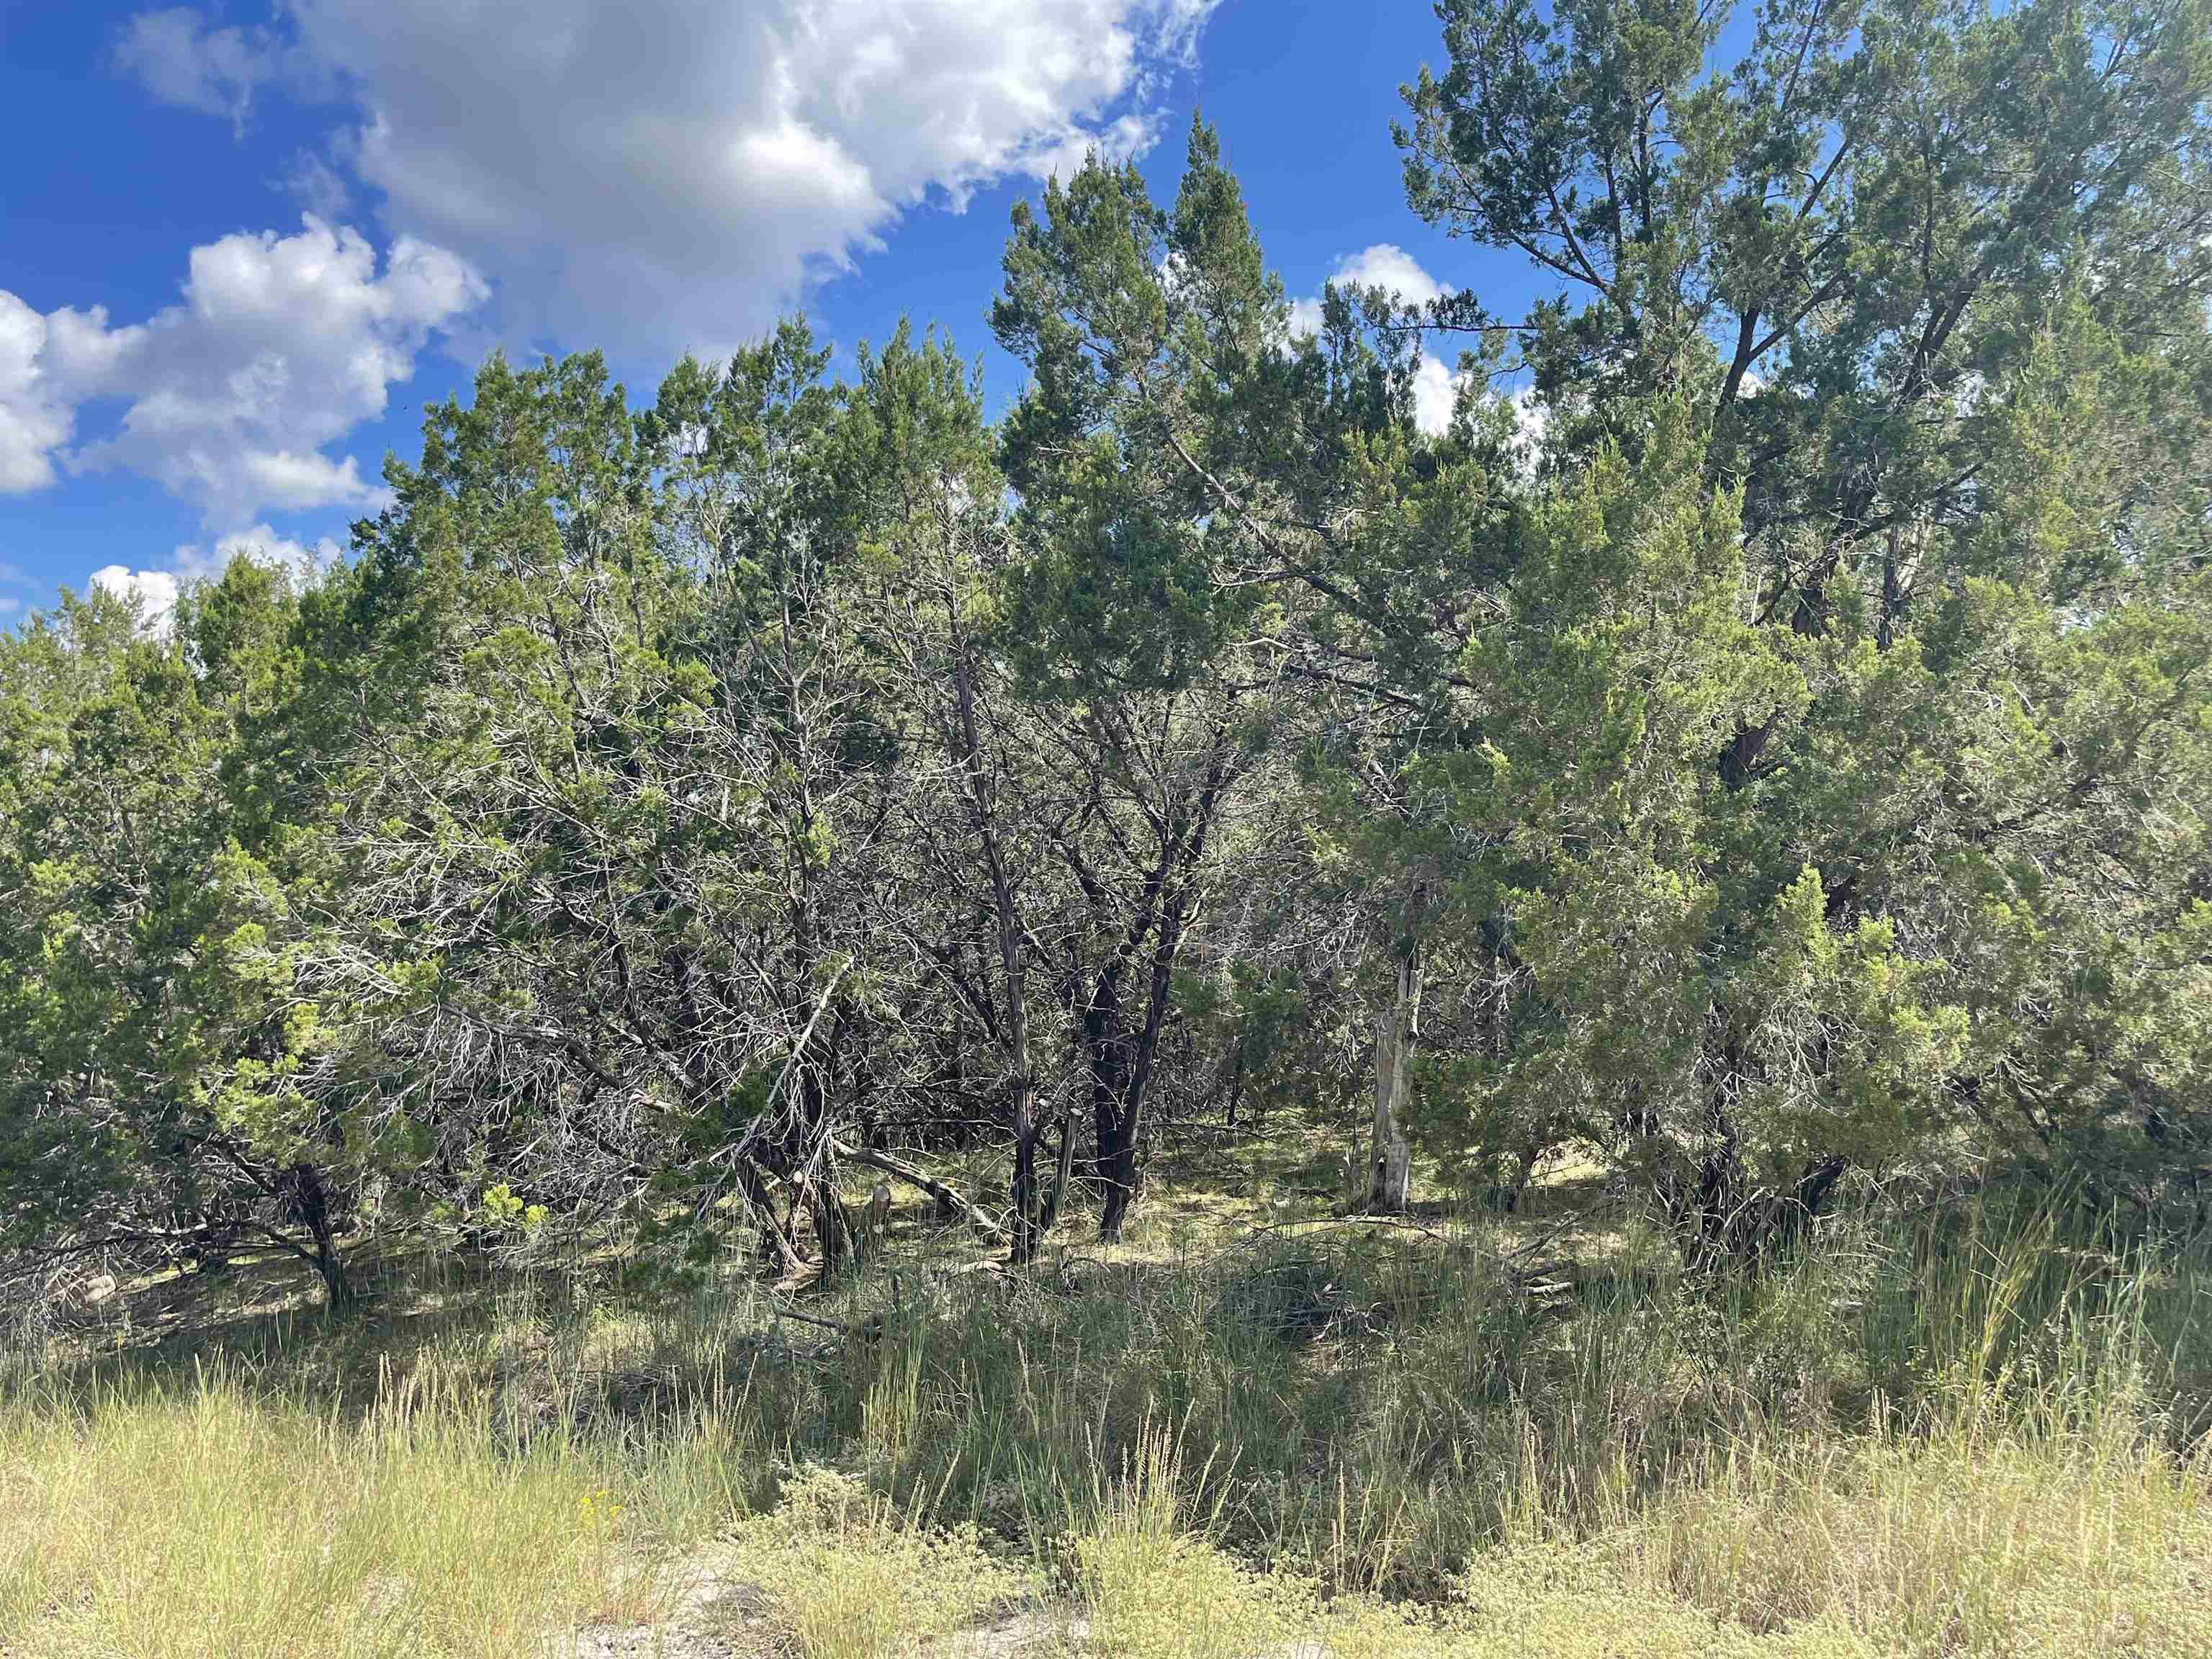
[4,0,2208,1304]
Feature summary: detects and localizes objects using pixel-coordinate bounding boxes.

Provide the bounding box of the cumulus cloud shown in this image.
[89,566,184,633]
[1408,356,1467,439]
[0,295,77,493]
[90,525,340,637]
[0,217,485,524]
[1282,246,1567,454]
[1505,383,1550,477]
[1287,243,1446,340]
[124,1,1219,354]
[172,522,344,584]
[1287,245,1468,437]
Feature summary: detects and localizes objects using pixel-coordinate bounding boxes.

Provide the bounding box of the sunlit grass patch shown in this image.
[1612,1428,2212,1657]
[0,1361,670,1658]
[714,1463,1040,1659]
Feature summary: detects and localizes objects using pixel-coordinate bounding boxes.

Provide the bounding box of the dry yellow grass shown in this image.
[2,1364,2206,1658]
[0,1364,670,1658]
[4,1183,2207,1658]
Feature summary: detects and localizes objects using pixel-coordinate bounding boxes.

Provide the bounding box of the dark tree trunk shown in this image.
[1009,1126,1042,1264]
[1097,1119,1138,1241]
[1773,1155,1849,1254]
[1084,966,1136,1234]
[1040,1102,1078,1233]
[1718,719,1771,791]
[808,1141,853,1275]
[733,1154,805,1277]
[1083,950,1161,1244]
[1092,938,1187,1241]
[282,1163,352,1312]
[1069,722,1233,1244]
[814,1189,852,1274]
[1663,1108,1849,1274]
[947,620,1040,1264]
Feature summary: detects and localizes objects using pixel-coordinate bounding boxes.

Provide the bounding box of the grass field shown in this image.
[4,1153,2208,1657]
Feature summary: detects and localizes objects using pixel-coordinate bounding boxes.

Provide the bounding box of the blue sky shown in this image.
[0,1,1555,624]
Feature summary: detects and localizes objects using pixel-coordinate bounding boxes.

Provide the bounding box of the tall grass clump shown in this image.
[0,1355,671,1658]
[715,1463,1038,1659]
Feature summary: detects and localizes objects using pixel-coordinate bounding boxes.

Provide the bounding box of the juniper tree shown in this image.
[1399,0,2212,1236]
[0,567,372,1305]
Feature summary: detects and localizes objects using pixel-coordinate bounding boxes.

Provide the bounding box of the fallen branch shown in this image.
[830,1140,1008,1244]
[768,1300,845,1334]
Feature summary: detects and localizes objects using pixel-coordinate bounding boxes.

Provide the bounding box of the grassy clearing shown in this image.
[4,1174,2208,1657]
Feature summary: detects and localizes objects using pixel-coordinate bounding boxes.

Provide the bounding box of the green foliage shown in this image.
[1381,0,2212,1233]
[3,0,2209,1300]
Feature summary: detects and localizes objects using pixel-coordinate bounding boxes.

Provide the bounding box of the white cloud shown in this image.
[1410,356,1465,439]
[1287,246,1467,437]
[0,295,74,493]
[284,149,354,219]
[127,1,1219,354]
[171,523,344,585]
[112,6,298,135]
[1506,383,1549,477]
[0,217,485,524]
[1326,244,1447,309]
[89,566,183,634]
[0,596,21,617]
[89,525,339,637]
[1287,243,1447,340]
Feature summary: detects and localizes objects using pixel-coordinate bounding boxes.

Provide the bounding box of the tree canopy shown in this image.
[5,0,2208,1300]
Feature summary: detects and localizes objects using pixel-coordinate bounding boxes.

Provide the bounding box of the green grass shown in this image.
[4,1175,2208,1657]
[0,1362,673,1657]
